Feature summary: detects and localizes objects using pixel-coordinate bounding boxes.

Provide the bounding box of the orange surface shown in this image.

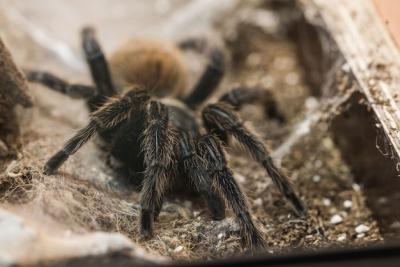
[373,0,400,49]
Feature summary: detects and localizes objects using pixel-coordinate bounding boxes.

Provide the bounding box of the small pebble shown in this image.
[343,200,353,209]
[352,183,361,192]
[174,246,184,253]
[322,138,334,150]
[368,79,376,86]
[217,233,225,239]
[330,214,343,225]
[315,160,323,168]
[312,175,321,183]
[254,198,263,206]
[234,173,246,184]
[305,97,319,110]
[357,233,365,239]
[337,234,347,242]
[193,211,200,217]
[322,198,331,206]
[256,182,269,192]
[355,224,370,234]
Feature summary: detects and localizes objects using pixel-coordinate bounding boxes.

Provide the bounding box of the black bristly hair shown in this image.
[43,88,150,175]
[197,134,266,250]
[139,101,177,237]
[202,102,306,217]
[183,47,225,109]
[26,26,306,253]
[178,131,226,220]
[219,86,286,123]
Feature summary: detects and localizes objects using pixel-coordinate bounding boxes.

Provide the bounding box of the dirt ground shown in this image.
[0,0,384,262]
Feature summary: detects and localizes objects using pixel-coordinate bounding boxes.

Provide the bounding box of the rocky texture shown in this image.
[0,37,32,162]
[0,38,32,108]
[0,208,165,266]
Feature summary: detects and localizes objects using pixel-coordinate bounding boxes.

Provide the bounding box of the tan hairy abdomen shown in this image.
[109,38,187,98]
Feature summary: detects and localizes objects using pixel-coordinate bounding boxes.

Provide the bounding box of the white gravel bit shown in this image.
[352,183,361,192]
[173,246,184,253]
[314,160,323,168]
[254,198,263,206]
[312,175,321,183]
[322,198,331,206]
[343,200,353,209]
[357,233,366,239]
[217,233,225,239]
[337,234,347,242]
[330,214,343,225]
[305,97,319,111]
[355,224,370,234]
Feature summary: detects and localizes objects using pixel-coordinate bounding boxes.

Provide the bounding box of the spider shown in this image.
[26,27,306,251]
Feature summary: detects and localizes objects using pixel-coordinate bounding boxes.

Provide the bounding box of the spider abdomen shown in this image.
[109,38,188,98]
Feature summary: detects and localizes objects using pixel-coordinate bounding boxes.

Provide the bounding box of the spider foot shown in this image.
[43,151,69,175]
[286,190,307,218]
[139,208,154,239]
[248,232,267,252]
[239,221,267,254]
[207,193,226,221]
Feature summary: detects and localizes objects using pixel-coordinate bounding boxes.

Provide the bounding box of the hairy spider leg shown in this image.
[25,70,96,99]
[219,86,286,123]
[178,131,226,220]
[43,89,150,175]
[202,102,306,217]
[182,45,225,110]
[139,101,178,237]
[197,134,266,251]
[81,26,118,111]
[178,37,208,52]
[81,27,116,97]
[25,26,117,111]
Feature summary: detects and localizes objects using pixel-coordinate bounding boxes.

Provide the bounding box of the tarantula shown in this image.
[26,27,306,251]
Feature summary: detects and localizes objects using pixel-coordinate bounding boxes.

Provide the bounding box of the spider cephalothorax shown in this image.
[26,26,306,252]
